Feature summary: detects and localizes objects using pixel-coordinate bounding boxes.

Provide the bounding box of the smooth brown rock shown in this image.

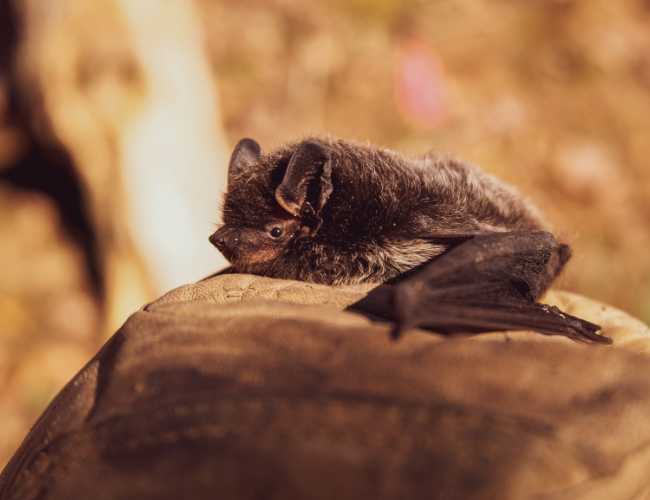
[1,275,649,500]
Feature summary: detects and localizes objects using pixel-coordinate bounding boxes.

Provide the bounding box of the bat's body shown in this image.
[210,137,611,344]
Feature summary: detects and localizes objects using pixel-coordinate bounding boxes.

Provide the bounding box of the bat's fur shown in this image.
[213,137,548,285]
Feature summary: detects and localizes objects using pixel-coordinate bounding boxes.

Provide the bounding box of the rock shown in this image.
[1,274,649,500]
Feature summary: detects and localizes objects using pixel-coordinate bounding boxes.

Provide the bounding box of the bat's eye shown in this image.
[269,226,284,239]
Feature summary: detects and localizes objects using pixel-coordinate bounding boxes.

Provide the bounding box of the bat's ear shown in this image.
[275,140,333,218]
[228,138,261,187]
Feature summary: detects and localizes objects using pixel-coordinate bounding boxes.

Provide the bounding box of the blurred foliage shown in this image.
[0,186,97,464]
[2,0,650,469]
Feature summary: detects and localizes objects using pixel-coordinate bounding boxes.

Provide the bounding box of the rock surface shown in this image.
[1,274,649,500]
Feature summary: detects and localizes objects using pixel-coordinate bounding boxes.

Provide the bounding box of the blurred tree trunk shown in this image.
[10,0,228,338]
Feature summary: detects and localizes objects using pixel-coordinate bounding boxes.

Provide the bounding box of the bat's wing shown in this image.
[349,231,612,344]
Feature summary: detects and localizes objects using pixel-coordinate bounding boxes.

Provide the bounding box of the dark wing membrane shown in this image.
[350,231,612,345]
[395,300,606,344]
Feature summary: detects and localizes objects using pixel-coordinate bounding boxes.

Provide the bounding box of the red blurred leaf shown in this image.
[394,38,447,129]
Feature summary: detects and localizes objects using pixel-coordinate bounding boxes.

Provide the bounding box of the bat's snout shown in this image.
[208,231,225,248]
[209,226,239,260]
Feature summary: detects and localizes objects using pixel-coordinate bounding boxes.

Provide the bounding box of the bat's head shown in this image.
[210,138,334,279]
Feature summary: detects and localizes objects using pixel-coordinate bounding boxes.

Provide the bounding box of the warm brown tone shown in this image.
[1,274,649,499]
[2,0,650,470]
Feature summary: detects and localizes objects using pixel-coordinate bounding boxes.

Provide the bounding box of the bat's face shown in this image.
[210,138,334,279]
[209,214,303,271]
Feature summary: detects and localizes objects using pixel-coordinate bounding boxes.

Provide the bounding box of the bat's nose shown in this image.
[209,231,225,248]
[209,227,239,260]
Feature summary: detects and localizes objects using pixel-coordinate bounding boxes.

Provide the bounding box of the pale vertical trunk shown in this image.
[116,0,228,292]
[14,0,228,336]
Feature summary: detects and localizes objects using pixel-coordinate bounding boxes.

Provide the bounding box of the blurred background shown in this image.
[1,0,650,468]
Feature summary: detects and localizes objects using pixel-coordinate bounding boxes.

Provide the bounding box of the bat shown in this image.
[209,137,611,344]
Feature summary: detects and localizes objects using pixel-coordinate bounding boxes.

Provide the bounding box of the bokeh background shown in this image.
[1,0,650,468]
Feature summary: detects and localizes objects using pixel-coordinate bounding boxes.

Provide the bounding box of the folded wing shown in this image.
[350,232,612,344]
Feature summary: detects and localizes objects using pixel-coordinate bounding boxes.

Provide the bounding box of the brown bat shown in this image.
[209,137,611,344]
